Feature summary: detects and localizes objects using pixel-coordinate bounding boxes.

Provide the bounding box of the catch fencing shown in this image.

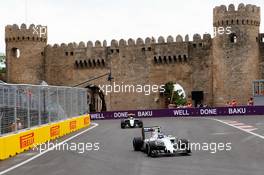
[0,83,88,135]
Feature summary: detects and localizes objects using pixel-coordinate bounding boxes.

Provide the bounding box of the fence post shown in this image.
[64,88,66,119]
[38,88,41,125]
[56,87,59,121]
[14,86,17,132]
[48,88,51,123]
[70,88,73,118]
[27,87,30,129]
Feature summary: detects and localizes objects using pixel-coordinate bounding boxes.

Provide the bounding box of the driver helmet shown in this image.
[158,133,165,139]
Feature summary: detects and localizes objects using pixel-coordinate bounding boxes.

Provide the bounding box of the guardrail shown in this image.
[0,114,90,160]
[90,106,264,120]
[0,83,88,136]
[0,82,91,160]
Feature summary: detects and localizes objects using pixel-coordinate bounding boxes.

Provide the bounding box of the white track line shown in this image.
[0,123,99,175]
[210,118,264,140]
[239,125,255,128]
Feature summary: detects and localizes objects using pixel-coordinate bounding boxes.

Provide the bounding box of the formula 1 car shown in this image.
[121,113,143,129]
[133,126,191,157]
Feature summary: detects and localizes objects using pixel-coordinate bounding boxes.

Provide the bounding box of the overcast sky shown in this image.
[0,0,263,53]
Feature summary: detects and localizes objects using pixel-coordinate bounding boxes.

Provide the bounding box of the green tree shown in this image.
[164,81,187,106]
[0,54,6,73]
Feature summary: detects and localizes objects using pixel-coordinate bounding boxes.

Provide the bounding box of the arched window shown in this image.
[84,60,88,67]
[168,56,172,63]
[230,33,237,43]
[158,56,162,63]
[75,60,79,67]
[183,55,187,62]
[173,55,177,62]
[11,48,20,58]
[154,56,158,63]
[88,60,92,67]
[79,61,83,68]
[178,55,182,62]
[163,56,167,63]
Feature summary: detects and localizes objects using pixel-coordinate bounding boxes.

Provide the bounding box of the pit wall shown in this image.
[90,106,264,120]
[0,114,90,160]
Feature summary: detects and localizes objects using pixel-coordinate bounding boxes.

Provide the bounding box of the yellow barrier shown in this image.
[0,114,90,160]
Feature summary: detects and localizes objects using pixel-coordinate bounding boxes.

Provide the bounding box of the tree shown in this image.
[0,54,6,73]
[163,81,187,106]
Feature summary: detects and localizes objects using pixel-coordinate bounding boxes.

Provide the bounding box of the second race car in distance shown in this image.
[121,113,143,129]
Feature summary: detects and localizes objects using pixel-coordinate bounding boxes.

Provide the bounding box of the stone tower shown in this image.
[5,24,47,84]
[212,3,261,106]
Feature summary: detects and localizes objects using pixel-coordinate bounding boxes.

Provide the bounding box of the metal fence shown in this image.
[0,83,88,136]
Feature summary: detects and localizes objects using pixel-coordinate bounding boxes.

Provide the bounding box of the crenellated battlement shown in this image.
[46,33,211,51]
[213,3,260,27]
[5,23,47,43]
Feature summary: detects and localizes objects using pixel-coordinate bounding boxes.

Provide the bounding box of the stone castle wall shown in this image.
[4,3,263,110]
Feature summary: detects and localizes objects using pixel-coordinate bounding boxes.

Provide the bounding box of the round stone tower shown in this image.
[212,3,261,106]
[5,24,47,84]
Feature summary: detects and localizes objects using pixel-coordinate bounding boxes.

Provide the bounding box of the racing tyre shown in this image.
[146,143,157,157]
[121,121,126,129]
[138,121,143,128]
[178,139,191,154]
[133,137,143,151]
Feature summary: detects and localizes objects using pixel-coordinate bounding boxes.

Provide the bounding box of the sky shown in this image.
[0,0,263,53]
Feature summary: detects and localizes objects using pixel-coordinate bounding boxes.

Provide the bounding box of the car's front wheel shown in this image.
[133,137,143,151]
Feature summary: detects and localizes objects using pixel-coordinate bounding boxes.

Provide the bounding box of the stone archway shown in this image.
[86,85,106,112]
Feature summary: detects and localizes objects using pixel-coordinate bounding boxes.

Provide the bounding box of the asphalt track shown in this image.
[1,116,264,175]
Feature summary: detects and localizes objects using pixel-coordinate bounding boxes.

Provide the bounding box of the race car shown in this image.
[121,113,143,129]
[132,126,191,157]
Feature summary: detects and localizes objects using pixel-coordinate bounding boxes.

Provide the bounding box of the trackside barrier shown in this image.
[90,106,264,120]
[0,114,90,160]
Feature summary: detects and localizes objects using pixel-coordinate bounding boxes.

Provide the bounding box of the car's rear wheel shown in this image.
[138,121,143,128]
[133,137,143,151]
[121,121,126,129]
[178,139,191,154]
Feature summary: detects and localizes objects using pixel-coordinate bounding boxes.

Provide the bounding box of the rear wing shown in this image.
[142,126,161,140]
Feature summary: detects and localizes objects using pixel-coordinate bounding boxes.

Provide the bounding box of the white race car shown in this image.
[133,126,191,157]
[121,114,143,129]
